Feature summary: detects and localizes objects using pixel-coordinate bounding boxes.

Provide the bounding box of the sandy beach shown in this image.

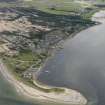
[0,59,87,105]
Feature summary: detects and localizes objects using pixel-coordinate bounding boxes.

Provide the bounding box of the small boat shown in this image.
[45,70,50,73]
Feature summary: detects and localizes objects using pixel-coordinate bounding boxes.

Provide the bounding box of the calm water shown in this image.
[38,20,105,105]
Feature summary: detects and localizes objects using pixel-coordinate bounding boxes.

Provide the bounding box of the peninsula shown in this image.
[0,0,104,105]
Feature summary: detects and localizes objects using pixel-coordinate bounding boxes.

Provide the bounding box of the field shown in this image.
[24,0,93,15]
[0,0,100,19]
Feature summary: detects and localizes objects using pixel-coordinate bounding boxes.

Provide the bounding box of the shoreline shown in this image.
[0,15,98,105]
[35,23,96,79]
[0,8,103,105]
[0,59,87,105]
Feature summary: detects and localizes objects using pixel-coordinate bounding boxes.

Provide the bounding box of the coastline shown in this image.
[0,59,87,105]
[35,23,96,79]
[0,9,103,105]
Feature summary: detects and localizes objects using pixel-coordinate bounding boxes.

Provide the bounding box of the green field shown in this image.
[0,0,100,19]
[24,0,93,15]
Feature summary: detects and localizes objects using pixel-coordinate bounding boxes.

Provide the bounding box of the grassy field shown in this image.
[0,0,100,19]
[22,0,100,20]
[24,0,92,14]
[3,51,47,73]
